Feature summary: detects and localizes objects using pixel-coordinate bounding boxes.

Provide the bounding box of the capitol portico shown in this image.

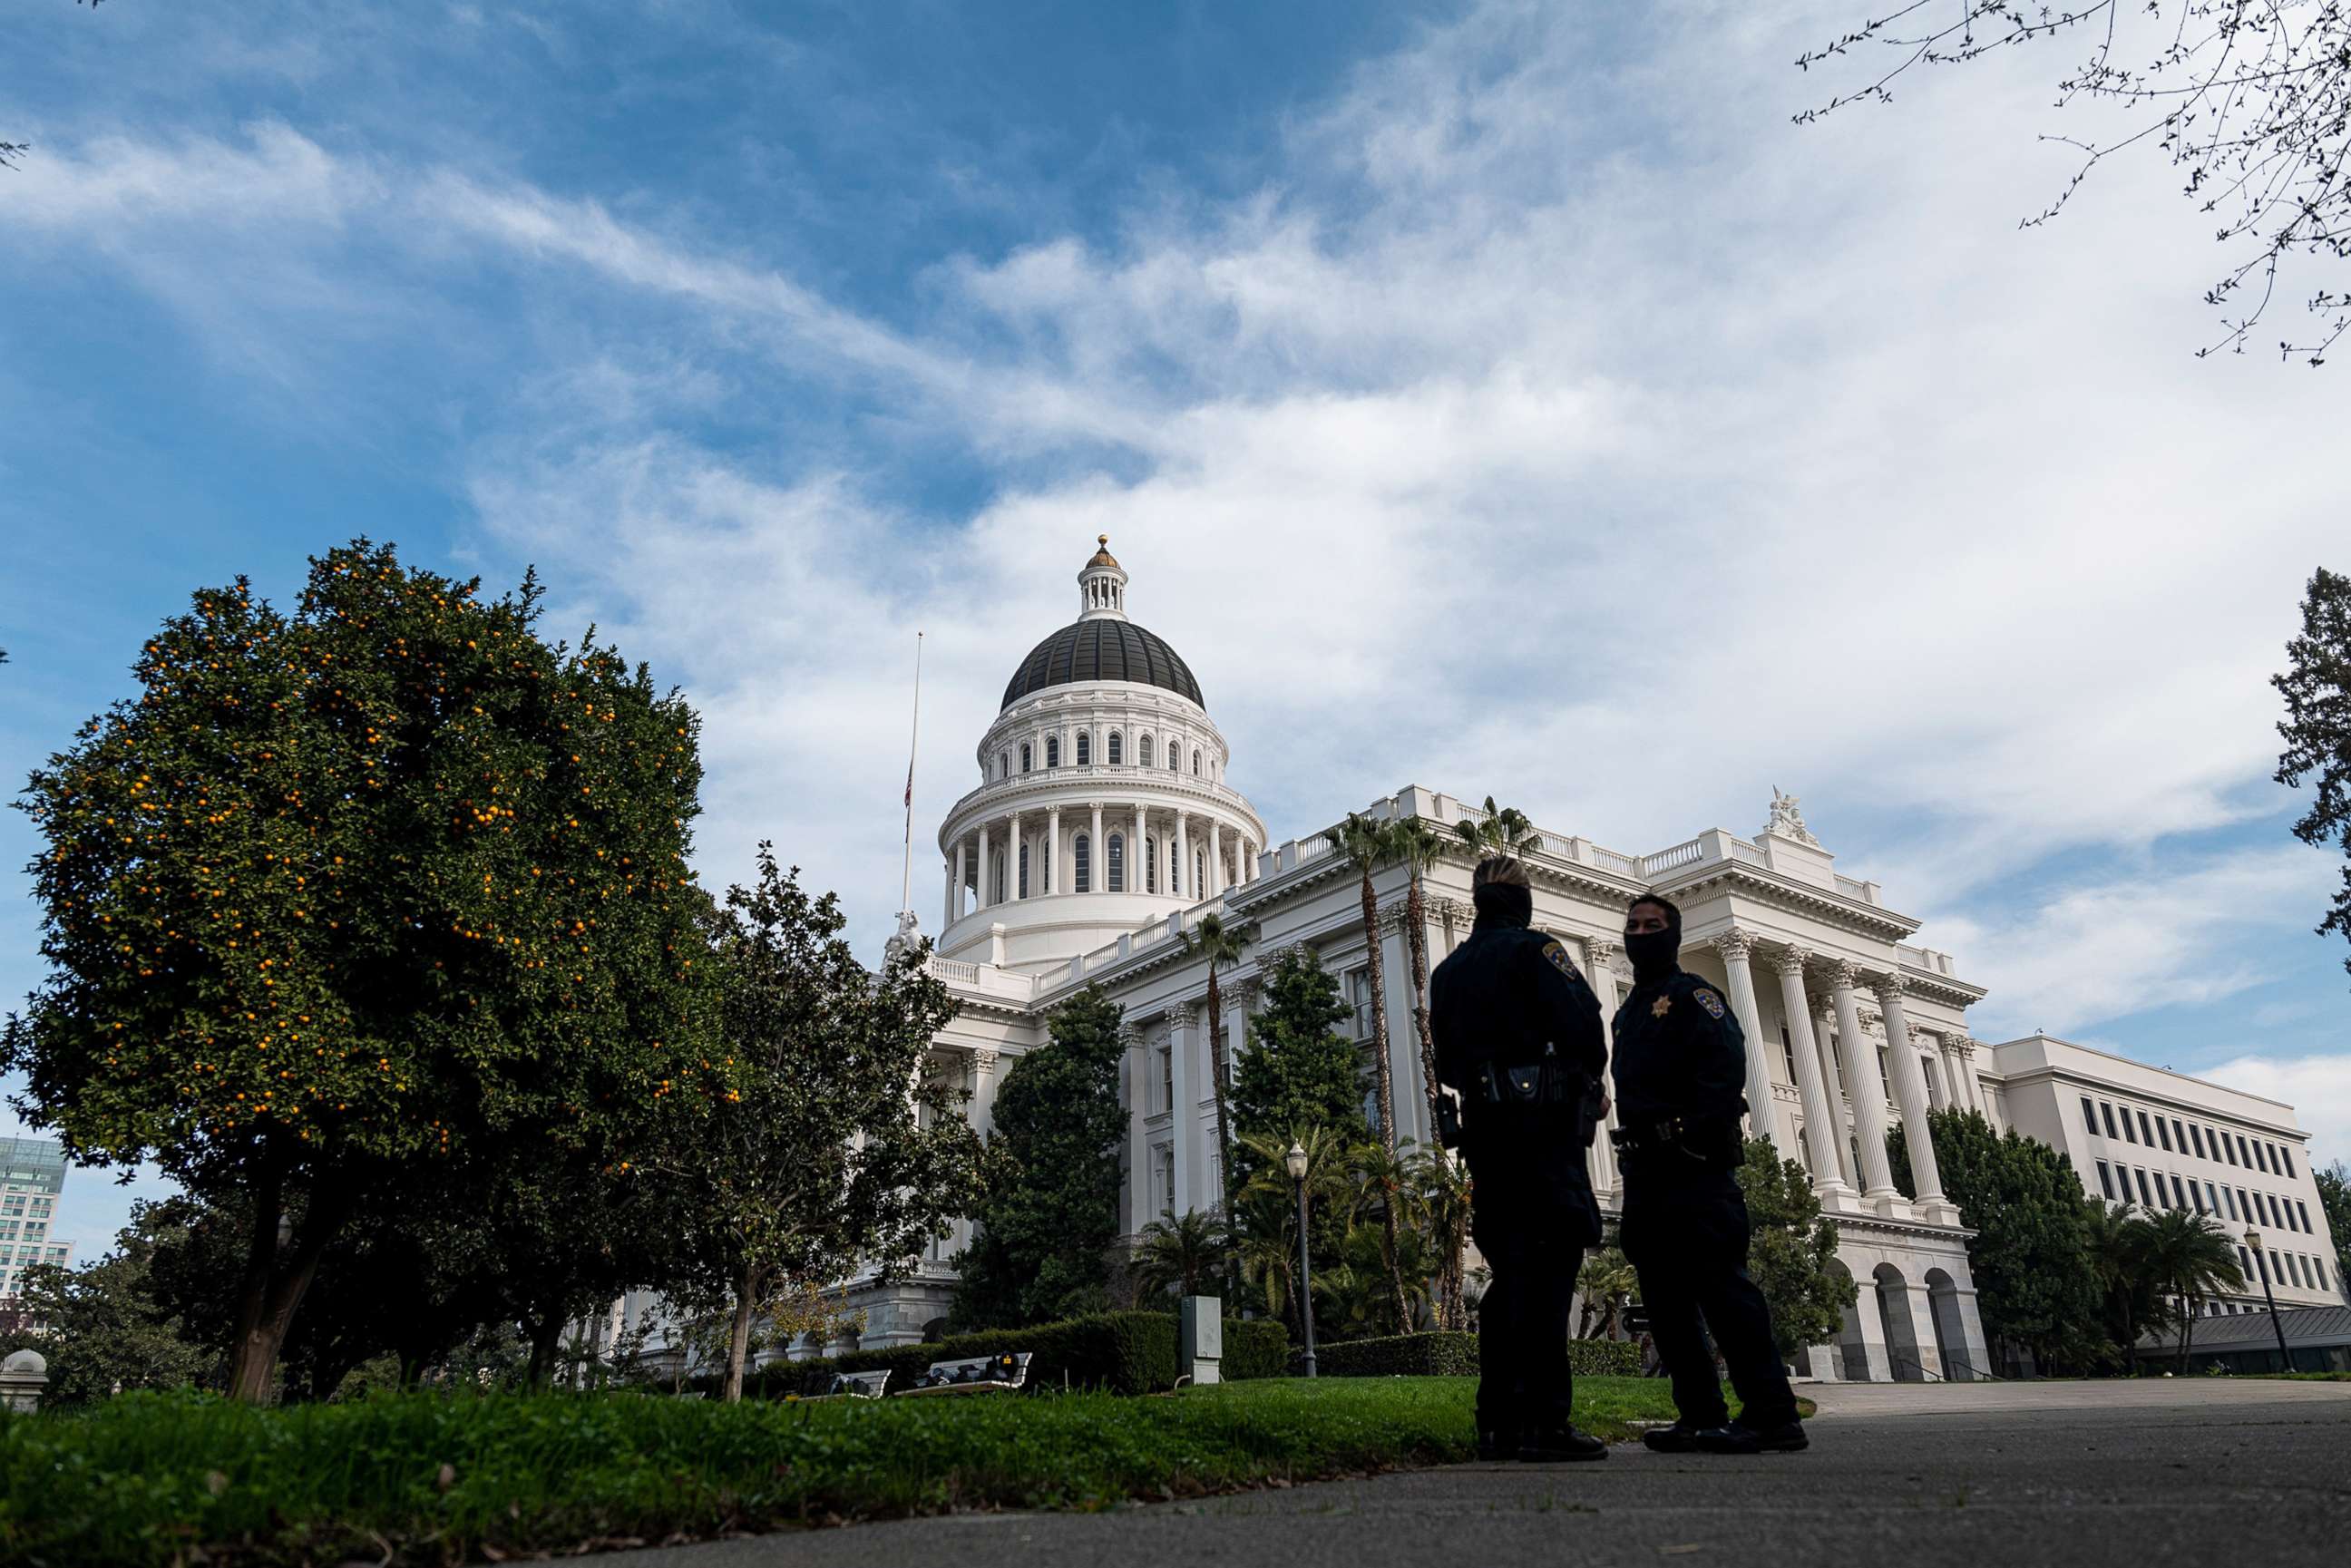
[685,536,2334,1382]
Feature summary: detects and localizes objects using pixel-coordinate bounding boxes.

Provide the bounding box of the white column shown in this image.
[1382,914,1423,1150]
[1829,963,1899,1203]
[1124,1027,1150,1232]
[1006,812,1022,901]
[977,824,992,910]
[1208,820,1224,895]
[1175,813,1190,899]
[1169,1004,1197,1214]
[1046,807,1061,895]
[952,838,967,922]
[1132,803,1146,894]
[1874,975,1947,1208]
[943,855,955,930]
[1774,949,1852,1198]
[970,1048,1002,1137]
[1088,802,1104,893]
[1953,1037,1987,1117]
[1585,937,1622,1200]
[1712,929,1790,1157]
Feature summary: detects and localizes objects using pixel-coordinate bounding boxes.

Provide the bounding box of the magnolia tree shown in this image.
[3,542,712,1401]
[674,848,981,1402]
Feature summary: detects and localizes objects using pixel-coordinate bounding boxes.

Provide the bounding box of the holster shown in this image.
[1610,1114,1742,1171]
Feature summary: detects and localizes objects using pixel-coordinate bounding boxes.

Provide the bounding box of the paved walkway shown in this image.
[612,1379,2351,1567]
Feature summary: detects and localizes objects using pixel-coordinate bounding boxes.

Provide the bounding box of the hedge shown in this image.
[701,1310,1293,1398]
[1314,1332,1640,1378]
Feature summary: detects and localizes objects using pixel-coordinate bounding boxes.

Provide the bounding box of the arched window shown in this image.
[1077,733,1092,766]
[1145,835,1157,892]
[1168,742,1181,773]
[1108,732,1122,765]
[1074,833,1091,893]
[1195,850,1205,893]
[1018,842,1029,898]
[1046,735,1059,767]
[1192,748,1202,775]
[1000,751,1011,779]
[1020,743,1032,773]
[1140,735,1154,767]
[1107,833,1125,891]
[1168,840,1180,893]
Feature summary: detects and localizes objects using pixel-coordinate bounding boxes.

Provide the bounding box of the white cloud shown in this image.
[2203,1054,2351,1174]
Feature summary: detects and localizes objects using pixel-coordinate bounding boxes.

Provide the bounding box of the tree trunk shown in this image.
[724,1269,759,1404]
[2177,1296,2194,1374]
[1354,869,1412,1332]
[525,1308,565,1389]
[1404,866,1461,1329]
[225,1157,348,1405]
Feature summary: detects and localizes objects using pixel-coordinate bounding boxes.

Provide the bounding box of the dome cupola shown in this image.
[1078,534,1128,620]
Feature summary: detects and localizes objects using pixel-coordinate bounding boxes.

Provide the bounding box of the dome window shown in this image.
[1020,743,1032,773]
[1074,833,1092,893]
[1107,833,1125,892]
[1046,735,1059,768]
[1145,835,1157,892]
[1108,732,1123,765]
[1078,733,1092,766]
[1192,748,1202,776]
[1140,735,1154,767]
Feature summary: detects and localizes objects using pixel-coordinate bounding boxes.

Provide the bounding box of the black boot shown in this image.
[1517,1427,1608,1463]
[1693,1419,1808,1455]
[1640,1420,1708,1453]
[1476,1428,1517,1462]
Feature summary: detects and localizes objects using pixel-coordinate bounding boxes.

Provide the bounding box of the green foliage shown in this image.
[1230,947,1364,1193]
[2318,1163,2351,1300]
[1313,1332,1641,1378]
[951,987,1128,1330]
[1449,796,1538,861]
[1130,1211,1231,1302]
[1891,1109,2107,1371]
[673,848,981,1399]
[8,1216,212,1407]
[2137,1206,2247,1369]
[1221,1319,1293,1381]
[1733,1137,1858,1357]
[2,541,714,1398]
[2274,565,2351,979]
[0,1378,1683,1566]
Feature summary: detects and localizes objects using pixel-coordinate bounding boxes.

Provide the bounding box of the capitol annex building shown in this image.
[614,540,2344,1381]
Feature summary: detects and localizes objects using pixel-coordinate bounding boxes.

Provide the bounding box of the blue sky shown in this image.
[5,0,2347,1254]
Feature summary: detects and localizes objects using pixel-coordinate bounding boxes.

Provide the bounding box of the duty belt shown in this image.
[1611,1115,1725,1164]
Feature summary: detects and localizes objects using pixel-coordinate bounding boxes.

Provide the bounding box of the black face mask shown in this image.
[1624,926,1680,983]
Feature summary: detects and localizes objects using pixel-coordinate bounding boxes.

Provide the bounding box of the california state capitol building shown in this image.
[611,538,2345,1379]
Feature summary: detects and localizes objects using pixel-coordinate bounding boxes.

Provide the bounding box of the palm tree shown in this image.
[2138,1207,2247,1373]
[1130,1210,1230,1301]
[1239,1125,1370,1347]
[1326,810,1411,1329]
[1232,1187,1302,1336]
[1177,911,1256,1223]
[2082,1200,2157,1367]
[1403,1139,1473,1330]
[1575,1246,1639,1339]
[1450,794,1540,862]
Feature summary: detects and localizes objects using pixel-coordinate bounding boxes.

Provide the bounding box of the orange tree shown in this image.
[3,541,716,1402]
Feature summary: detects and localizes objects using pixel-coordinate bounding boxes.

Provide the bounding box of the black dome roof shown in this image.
[1001,619,1204,710]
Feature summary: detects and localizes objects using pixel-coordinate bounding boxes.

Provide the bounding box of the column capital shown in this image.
[1872,969,1909,1000]
[1117,1023,1146,1049]
[1585,936,1619,967]
[1712,926,1758,962]
[1771,943,1812,978]
[1949,1034,1976,1058]
[969,1047,1000,1074]
[1172,1001,1198,1027]
[1825,959,1860,991]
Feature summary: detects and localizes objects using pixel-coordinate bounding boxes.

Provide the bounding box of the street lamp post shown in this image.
[2247,1232,2292,1372]
[1286,1141,1316,1378]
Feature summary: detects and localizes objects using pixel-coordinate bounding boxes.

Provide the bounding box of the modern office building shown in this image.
[1989,1035,2341,1312]
[0,1137,74,1306]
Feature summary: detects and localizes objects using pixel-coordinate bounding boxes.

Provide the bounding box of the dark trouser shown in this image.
[1618,1159,1800,1430]
[1471,1196,1585,1441]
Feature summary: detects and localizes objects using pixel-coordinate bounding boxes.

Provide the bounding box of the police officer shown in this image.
[1609,892,1807,1454]
[1429,855,1609,1462]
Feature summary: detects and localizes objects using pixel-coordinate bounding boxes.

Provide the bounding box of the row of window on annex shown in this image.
[2090,1155,2331,1296]
[2077,1093,2300,1180]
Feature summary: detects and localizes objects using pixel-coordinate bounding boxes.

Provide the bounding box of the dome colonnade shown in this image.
[934,538,1266,971]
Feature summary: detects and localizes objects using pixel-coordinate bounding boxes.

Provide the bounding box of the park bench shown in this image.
[792,1368,892,1402]
[893,1352,1032,1396]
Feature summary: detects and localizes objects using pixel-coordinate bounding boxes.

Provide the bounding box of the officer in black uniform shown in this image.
[1429,855,1609,1462]
[1609,892,1807,1454]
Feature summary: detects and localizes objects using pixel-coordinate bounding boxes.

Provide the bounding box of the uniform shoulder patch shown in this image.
[1693,986,1727,1021]
[1538,939,1583,979]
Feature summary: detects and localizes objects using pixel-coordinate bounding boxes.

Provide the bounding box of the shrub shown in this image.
[1222,1319,1292,1381]
[1314,1333,1638,1378]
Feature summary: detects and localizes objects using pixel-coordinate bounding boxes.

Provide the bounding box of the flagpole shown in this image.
[901,631,923,919]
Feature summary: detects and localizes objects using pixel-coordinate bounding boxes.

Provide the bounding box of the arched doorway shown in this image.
[1875,1263,1927,1382]
[1829,1261,1872,1381]
[1925,1269,1971,1381]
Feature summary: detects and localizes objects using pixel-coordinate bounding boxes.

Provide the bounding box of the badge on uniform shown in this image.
[1693,987,1726,1020]
[1540,940,1582,980]
[1650,995,1672,1018]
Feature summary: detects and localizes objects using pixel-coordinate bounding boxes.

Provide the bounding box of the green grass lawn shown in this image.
[0,1377,1739,1566]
